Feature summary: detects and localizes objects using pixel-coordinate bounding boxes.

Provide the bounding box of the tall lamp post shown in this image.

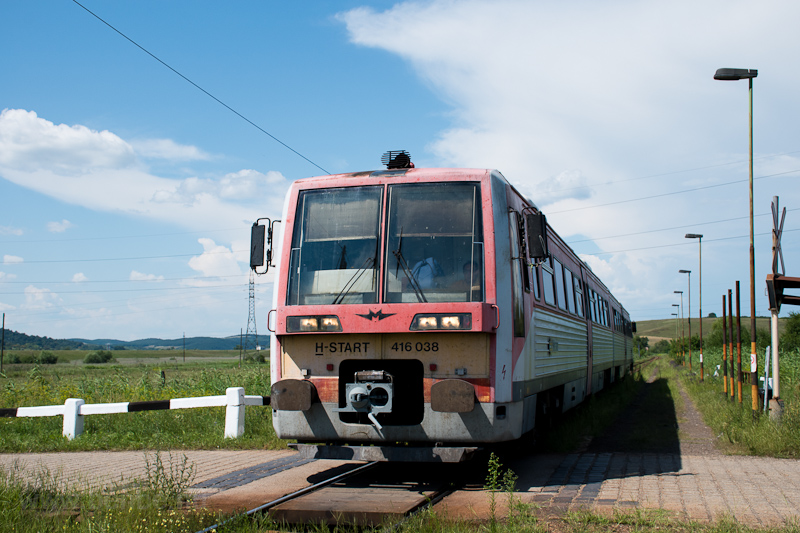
[714,67,758,414]
[672,304,681,360]
[675,291,685,364]
[686,234,703,379]
[679,270,692,371]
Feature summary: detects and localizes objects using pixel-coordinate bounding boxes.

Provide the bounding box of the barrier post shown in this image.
[63,398,85,440]
[224,387,245,439]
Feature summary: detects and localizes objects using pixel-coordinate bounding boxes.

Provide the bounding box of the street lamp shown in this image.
[686,234,703,380]
[679,270,692,371]
[675,291,685,364]
[714,67,758,414]
[672,304,680,359]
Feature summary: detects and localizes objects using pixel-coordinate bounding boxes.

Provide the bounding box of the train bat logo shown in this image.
[356,309,396,321]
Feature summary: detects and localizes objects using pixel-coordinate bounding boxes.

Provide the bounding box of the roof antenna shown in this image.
[382,150,414,169]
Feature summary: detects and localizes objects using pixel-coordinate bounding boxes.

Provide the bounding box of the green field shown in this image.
[0,355,281,453]
[635,316,784,341]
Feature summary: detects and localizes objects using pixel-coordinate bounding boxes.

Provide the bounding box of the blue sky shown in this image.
[2,0,799,341]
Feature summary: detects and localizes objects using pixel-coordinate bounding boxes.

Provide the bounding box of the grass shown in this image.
[636,317,784,341]
[674,346,800,458]
[0,362,285,452]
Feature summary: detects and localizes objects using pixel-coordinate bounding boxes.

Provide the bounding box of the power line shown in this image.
[580,227,798,257]
[549,169,800,214]
[566,207,800,245]
[71,0,329,175]
[542,150,800,195]
[0,226,245,244]
[1,248,248,265]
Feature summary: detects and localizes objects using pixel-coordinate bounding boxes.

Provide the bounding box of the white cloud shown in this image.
[23,285,61,310]
[130,270,164,281]
[72,272,88,282]
[0,225,23,236]
[0,109,136,171]
[0,302,15,312]
[47,219,73,233]
[131,138,211,161]
[3,255,23,264]
[0,109,291,233]
[188,238,242,279]
[338,0,800,320]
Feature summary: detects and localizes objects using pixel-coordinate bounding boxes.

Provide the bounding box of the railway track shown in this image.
[196,460,464,531]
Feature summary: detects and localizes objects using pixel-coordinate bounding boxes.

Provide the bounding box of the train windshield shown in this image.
[287,187,383,305]
[286,182,484,305]
[385,183,483,303]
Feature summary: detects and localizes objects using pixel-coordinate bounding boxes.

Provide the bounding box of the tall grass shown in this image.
[0,363,285,452]
[673,346,800,458]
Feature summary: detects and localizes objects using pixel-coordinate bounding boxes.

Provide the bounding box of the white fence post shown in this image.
[63,398,85,440]
[224,387,245,439]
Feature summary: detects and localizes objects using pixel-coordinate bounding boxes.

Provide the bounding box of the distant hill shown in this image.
[71,336,252,350]
[0,329,99,350]
[1,329,261,351]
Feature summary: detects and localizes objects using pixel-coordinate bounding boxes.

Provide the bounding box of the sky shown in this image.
[1,0,799,341]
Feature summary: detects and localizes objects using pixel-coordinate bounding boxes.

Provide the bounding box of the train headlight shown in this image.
[286,315,342,332]
[410,313,471,331]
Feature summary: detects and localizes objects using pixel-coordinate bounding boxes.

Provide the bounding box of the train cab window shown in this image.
[533,263,540,301]
[384,183,484,303]
[553,258,567,312]
[287,187,383,305]
[541,257,556,306]
[573,276,584,318]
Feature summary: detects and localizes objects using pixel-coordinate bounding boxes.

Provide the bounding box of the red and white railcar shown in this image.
[251,152,633,462]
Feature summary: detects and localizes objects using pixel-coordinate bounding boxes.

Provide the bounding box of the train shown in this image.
[250,151,634,462]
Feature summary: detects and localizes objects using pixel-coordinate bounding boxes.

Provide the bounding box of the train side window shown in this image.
[541,258,556,307]
[563,267,574,314]
[553,258,567,312]
[509,212,525,337]
[589,289,598,323]
[533,263,540,301]
[574,277,584,318]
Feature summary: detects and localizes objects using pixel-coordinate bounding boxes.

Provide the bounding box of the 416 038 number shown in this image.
[391,341,439,352]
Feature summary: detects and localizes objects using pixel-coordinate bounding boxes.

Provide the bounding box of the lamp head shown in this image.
[714,68,757,80]
[679,269,691,274]
[685,233,703,239]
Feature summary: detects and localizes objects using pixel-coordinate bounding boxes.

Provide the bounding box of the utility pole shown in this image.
[245,270,258,353]
[1,313,5,374]
[183,332,186,363]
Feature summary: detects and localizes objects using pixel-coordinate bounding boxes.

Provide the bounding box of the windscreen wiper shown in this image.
[332,257,375,305]
[393,232,427,303]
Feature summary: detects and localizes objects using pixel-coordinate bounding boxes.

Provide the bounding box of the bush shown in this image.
[38,351,58,364]
[652,340,671,354]
[83,350,114,364]
[781,312,800,353]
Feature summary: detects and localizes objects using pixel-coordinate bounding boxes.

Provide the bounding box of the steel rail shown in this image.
[195,461,379,533]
